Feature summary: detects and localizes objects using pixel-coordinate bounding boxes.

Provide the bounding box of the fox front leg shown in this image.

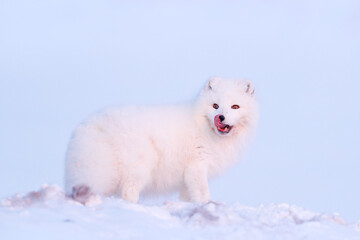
[183,162,210,203]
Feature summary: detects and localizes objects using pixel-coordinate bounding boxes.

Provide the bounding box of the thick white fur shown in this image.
[65,78,258,203]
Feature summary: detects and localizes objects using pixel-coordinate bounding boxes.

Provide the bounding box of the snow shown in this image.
[1,185,359,240]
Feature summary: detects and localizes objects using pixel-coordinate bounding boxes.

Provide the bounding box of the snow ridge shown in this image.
[1,185,359,240]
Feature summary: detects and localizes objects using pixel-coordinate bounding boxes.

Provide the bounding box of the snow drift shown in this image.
[1,185,359,240]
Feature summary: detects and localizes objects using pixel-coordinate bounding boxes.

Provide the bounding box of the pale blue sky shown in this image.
[1,1,359,221]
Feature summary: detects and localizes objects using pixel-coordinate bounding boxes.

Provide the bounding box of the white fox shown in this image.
[65,77,258,204]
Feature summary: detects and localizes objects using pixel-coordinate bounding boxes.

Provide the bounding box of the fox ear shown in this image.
[205,77,221,91]
[242,80,255,96]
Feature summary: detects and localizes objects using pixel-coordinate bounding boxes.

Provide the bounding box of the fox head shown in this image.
[197,77,258,138]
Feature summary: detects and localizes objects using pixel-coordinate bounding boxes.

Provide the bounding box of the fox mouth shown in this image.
[214,115,233,134]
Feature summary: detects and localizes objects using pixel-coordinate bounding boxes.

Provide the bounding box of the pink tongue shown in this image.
[214,115,227,128]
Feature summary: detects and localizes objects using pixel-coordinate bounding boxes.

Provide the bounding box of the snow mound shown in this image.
[1,185,359,240]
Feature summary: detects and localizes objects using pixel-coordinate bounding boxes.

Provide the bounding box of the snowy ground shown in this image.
[1,185,359,240]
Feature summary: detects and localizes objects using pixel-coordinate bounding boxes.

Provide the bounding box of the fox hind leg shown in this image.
[71,185,93,204]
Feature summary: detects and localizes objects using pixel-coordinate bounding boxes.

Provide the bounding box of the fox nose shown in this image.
[219,115,225,122]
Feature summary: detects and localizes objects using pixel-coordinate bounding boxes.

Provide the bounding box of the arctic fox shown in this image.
[65,77,258,204]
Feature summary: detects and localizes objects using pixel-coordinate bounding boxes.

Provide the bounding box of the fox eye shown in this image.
[213,103,219,109]
[231,105,240,109]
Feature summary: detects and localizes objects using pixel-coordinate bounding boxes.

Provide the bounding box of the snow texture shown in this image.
[1,185,359,240]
